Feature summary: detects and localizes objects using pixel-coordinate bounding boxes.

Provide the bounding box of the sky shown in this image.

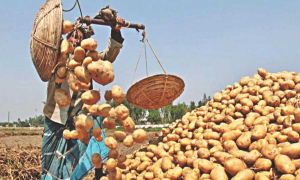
[1,0,300,122]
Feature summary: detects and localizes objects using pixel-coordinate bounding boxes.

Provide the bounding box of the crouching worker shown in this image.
[41,15,124,180]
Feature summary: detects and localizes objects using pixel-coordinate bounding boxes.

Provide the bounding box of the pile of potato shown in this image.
[109,68,300,180]
[55,20,147,175]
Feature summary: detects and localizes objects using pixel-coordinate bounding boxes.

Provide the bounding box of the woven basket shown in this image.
[127,74,185,109]
[30,0,63,82]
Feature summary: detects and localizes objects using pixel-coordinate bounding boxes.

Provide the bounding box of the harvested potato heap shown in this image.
[56,20,147,175]
[114,68,300,180]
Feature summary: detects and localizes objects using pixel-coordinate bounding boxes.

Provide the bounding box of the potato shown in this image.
[236,132,252,148]
[280,143,300,159]
[73,46,85,62]
[132,129,147,143]
[81,38,98,51]
[82,57,93,68]
[81,90,100,105]
[115,104,129,121]
[198,159,214,173]
[242,150,261,165]
[275,154,296,174]
[197,148,210,159]
[261,144,279,160]
[108,149,119,159]
[66,71,82,91]
[253,158,272,171]
[112,85,125,104]
[232,169,255,180]
[70,130,79,139]
[123,135,134,147]
[54,88,71,107]
[98,104,111,117]
[86,51,101,61]
[87,60,114,86]
[288,131,299,142]
[161,157,172,172]
[251,125,267,140]
[60,39,74,55]
[73,66,91,84]
[293,123,300,133]
[211,166,228,180]
[106,158,117,172]
[62,20,73,34]
[279,174,296,180]
[92,126,102,139]
[224,158,247,176]
[92,153,102,168]
[153,166,164,179]
[122,117,135,133]
[222,130,242,142]
[282,105,295,116]
[104,137,118,150]
[75,114,94,130]
[88,104,99,116]
[176,154,187,167]
[63,129,71,140]
[104,90,113,101]
[294,108,300,123]
[103,117,116,129]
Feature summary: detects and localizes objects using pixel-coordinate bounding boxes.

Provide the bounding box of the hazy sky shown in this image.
[1,0,300,122]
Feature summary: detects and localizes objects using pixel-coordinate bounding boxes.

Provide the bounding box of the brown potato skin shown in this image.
[211,166,228,180]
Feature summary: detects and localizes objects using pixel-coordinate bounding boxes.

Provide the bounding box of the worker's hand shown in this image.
[111,17,125,32]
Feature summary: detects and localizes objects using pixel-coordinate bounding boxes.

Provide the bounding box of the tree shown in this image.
[189,101,196,111]
[147,109,161,124]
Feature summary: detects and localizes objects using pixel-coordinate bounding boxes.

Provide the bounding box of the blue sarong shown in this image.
[41,115,109,180]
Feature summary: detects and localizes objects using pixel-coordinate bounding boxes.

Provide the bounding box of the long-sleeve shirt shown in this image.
[43,32,123,125]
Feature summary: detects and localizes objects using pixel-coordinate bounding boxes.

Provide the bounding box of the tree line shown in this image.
[0,93,211,127]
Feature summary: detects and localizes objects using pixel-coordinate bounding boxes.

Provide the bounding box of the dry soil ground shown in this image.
[0,131,158,180]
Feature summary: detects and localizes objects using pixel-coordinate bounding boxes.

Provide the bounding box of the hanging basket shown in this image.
[127,74,185,109]
[30,0,63,82]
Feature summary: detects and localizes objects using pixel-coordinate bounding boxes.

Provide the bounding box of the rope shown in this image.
[144,42,148,77]
[76,0,83,19]
[62,0,83,18]
[131,42,145,85]
[145,37,167,74]
[62,0,77,12]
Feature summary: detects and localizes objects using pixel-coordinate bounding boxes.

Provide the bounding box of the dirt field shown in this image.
[0,132,158,180]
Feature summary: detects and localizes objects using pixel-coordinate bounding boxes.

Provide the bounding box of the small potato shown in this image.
[251,125,267,140]
[224,158,247,176]
[83,57,93,68]
[236,132,252,148]
[114,104,129,121]
[81,38,98,51]
[104,137,118,150]
[232,169,255,180]
[86,50,101,61]
[279,174,296,180]
[74,66,91,84]
[253,158,272,171]
[108,149,119,159]
[198,159,214,173]
[280,143,300,159]
[62,20,74,34]
[104,90,113,102]
[92,126,102,139]
[81,90,100,105]
[114,131,126,141]
[275,154,296,174]
[63,129,71,140]
[211,166,228,180]
[103,117,116,129]
[288,131,300,142]
[112,85,125,104]
[98,104,111,117]
[106,158,117,172]
[261,144,279,160]
[75,114,94,130]
[132,129,147,143]
[197,148,210,159]
[161,157,172,172]
[123,135,134,147]
[73,46,85,62]
[242,150,261,165]
[222,130,242,142]
[121,117,135,133]
[92,153,102,168]
[60,39,74,55]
